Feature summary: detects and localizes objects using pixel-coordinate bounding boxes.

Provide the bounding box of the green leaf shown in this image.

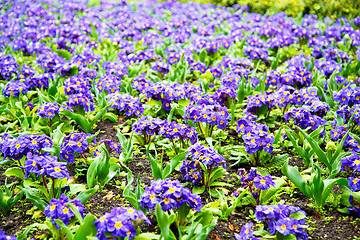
[133,233,160,240]
[66,202,85,224]
[289,210,306,220]
[91,104,111,125]
[322,178,348,206]
[192,186,205,195]
[19,187,48,212]
[162,152,186,179]
[209,167,227,183]
[3,167,24,179]
[209,182,233,187]
[17,224,35,240]
[311,165,324,207]
[75,186,99,205]
[147,99,162,107]
[54,49,73,61]
[0,189,10,215]
[69,184,87,196]
[146,144,162,180]
[123,173,140,210]
[61,110,93,133]
[266,154,289,168]
[285,130,306,158]
[309,125,324,138]
[282,161,311,198]
[74,214,97,240]
[54,219,74,240]
[154,204,176,240]
[297,127,330,170]
[199,48,207,63]
[330,131,350,170]
[102,112,118,122]
[273,126,283,144]
[97,145,110,186]
[87,156,99,188]
[259,179,285,205]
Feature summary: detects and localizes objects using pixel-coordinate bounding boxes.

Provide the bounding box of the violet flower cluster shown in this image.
[284,107,326,131]
[139,178,202,212]
[236,118,275,155]
[235,204,307,240]
[0,134,53,160]
[0,230,16,240]
[60,132,92,162]
[38,102,60,119]
[22,152,69,179]
[184,104,231,130]
[94,207,150,240]
[64,75,94,112]
[107,93,144,117]
[158,121,198,145]
[44,194,84,229]
[180,143,226,185]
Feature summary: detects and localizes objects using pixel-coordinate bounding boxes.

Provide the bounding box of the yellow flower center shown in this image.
[115,221,122,229]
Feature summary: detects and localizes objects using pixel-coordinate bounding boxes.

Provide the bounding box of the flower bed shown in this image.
[1,0,360,239]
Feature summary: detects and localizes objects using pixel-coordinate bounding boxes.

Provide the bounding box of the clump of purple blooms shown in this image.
[38,102,60,119]
[94,207,150,240]
[180,143,226,186]
[236,117,275,156]
[44,194,84,229]
[59,132,92,162]
[235,204,307,240]
[236,168,275,204]
[139,178,202,212]
[107,93,144,117]
[0,134,53,161]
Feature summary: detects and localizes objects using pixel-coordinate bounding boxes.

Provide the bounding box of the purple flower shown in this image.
[0,230,16,240]
[253,175,275,190]
[180,143,225,185]
[44,194,84,229]
[95,207,150,240]
[3,80,28,97]
[38,102,60,119]
[139,178,201,212]
[275,218,292,235]
[235,222,254,240]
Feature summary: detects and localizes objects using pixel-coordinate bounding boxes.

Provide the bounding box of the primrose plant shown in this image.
[235,168,284,206]
[236,115,276,166]
[339,151,360,217]
[132,116,167,145]
[183,103,231,138]
[180,143,228,194]
[139,178,215,240]
[26,193,97,240]
[95,207,150,240]
[235,204,308,240]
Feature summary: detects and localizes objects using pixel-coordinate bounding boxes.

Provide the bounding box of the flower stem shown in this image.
[42,175,49,194]
[197,122,204,135]
[51,177,56,199]
[171,138,178,155]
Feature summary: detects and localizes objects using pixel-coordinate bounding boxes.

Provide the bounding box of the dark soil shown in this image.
[0,165,46,236]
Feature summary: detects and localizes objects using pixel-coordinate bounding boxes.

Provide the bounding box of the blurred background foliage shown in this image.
[184,0,360,20]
